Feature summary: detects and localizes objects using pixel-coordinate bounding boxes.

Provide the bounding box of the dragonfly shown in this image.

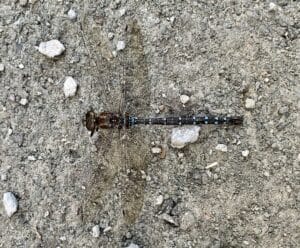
[81,19,153,229]
[81,18,243,232]
[85,111,243,134]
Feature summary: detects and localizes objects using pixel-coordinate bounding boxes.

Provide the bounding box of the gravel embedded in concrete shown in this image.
[245,98,255,109]
[215,144,228,152]
[38,40,65,58]
[3,192,18,217]
[171,126,201,149]
[63,76,78,97]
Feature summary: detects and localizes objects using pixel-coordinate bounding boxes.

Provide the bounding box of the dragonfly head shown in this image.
[85,110,97,136]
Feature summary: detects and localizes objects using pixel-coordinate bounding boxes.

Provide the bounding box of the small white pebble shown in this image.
[38,39,65,58]
[178,152,184,158]
[242,150,249,157]
[18,64,24,69]
[20,98,28,105]
[158,105,165,111]
[3,192,18,217]
[264,78,269,83]
[155,195,164,206]
[116,40,126,51]
[1,173,7,181]
[243,240,250,246]
[215,144,228,152]
[92,225,100,237]
[264,171,270,177]
[0,63,5,72]
[28,155,36,161]
[169,16,175,24]
[19,0,28,6]
[245,98,255,109]
[7,128,13,136]
[126,243,139,248]
[171,126,201,149]
[162,93,167,98]
[67,9,77,20]
[180,94,190,104]
[103,226,112,233]
[108,32,114,40]
[63,76,78,97]
[269,2,278,11]
[112,50,117,57]
[206,161,219,169]
[119,8,126,17]
[59,236,66,241]
[151,147,162,154]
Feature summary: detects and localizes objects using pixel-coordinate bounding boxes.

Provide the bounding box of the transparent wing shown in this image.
[122,20,151,116]
[79,13,124,224]
[80,16,150,227]
[120,20,151,224]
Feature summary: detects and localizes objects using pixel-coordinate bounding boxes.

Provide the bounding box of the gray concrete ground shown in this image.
[0,0,299,247]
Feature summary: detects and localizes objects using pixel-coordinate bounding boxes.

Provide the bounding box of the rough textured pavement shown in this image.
[0,1,299,247]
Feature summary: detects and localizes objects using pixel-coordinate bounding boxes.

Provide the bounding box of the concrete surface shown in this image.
[0,0,299,247]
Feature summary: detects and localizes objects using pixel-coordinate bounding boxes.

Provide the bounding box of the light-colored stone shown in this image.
[18,64,24,69]
[178,152,184,158]
[19,0,28,6]
[20,98,28,105]
[242,150,249,157]
[67,9,77,20]
[38,39,65,58]
[116,40,126,51]
[206,161,219,169]
[108,32,114,40]
[151,147,162,154]
[269,2,279,11]
[28,155,36,161]
[0,63,5,72]
[180,94,190,104]
[1,173,7,181]
[63,76,78,97]
[92,225,100,237]
[215,144,228,152]
[103,226,112,233]
[171,126,200,149]
[155,195,164,205]
[119,8,126,17]
[245,98,255,109]
[3,192,18,217]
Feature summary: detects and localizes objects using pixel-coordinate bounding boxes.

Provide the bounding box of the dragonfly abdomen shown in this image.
[130,115,243,126]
